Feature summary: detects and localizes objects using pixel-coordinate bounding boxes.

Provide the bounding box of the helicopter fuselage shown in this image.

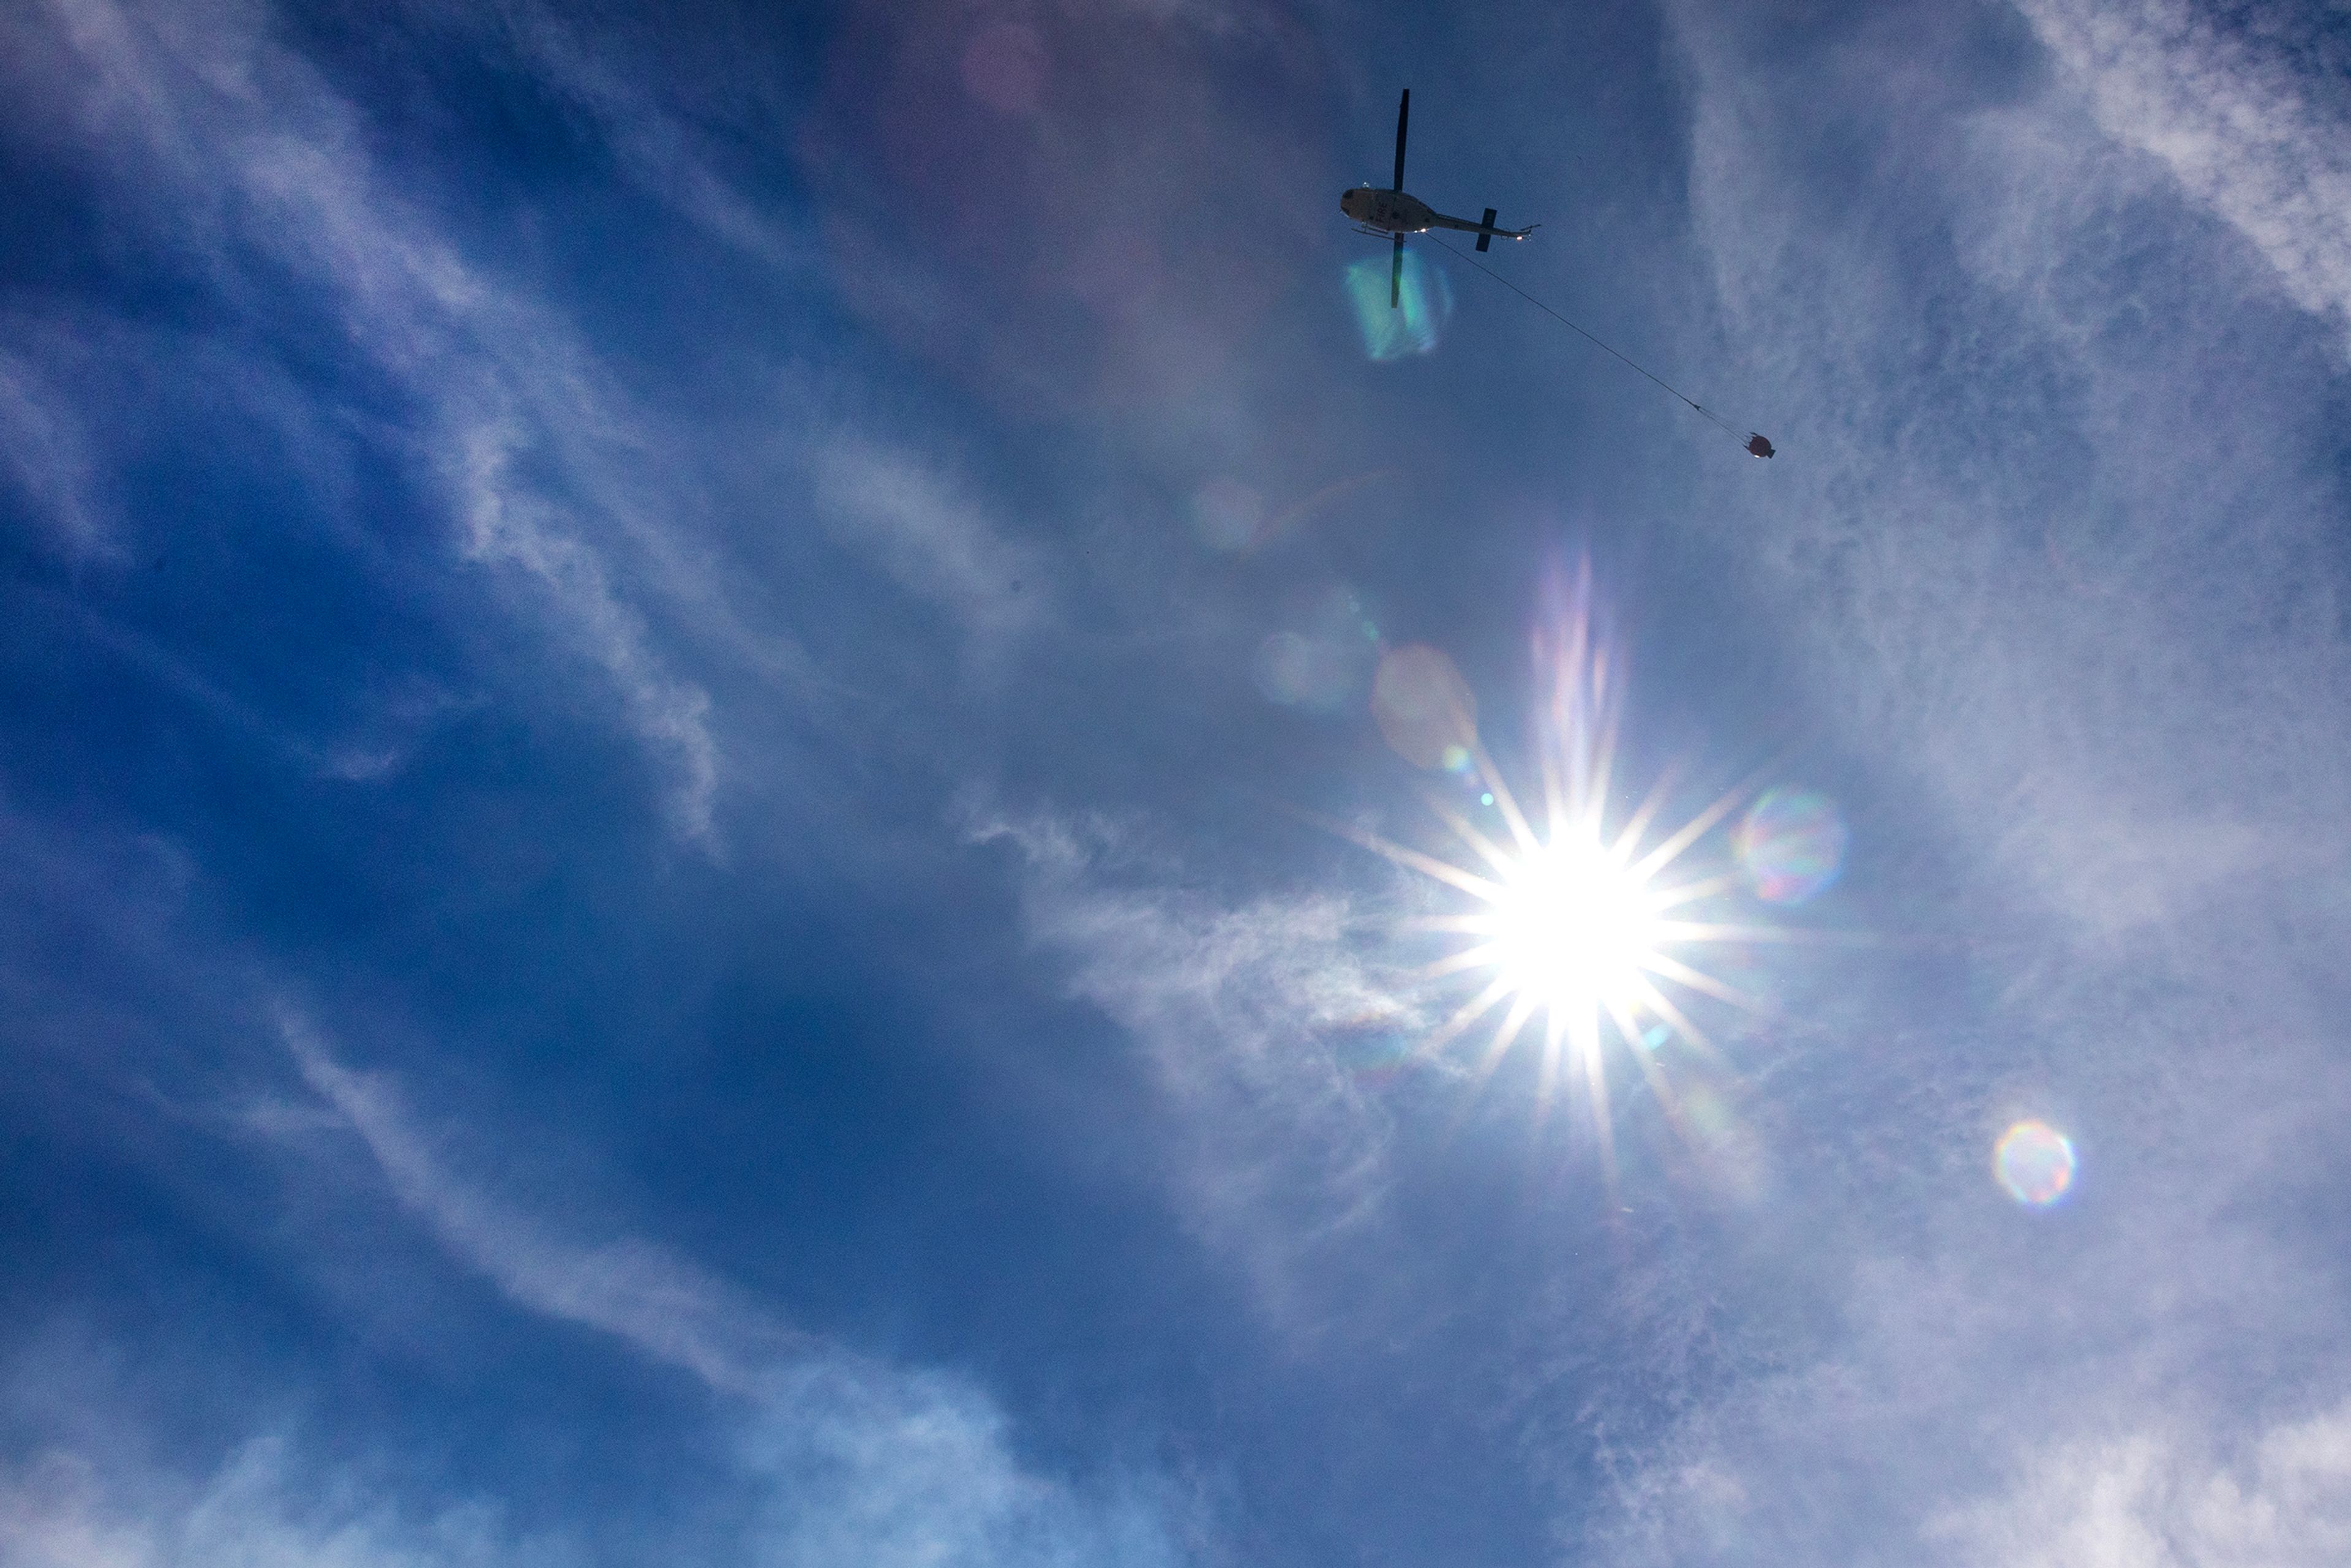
[1341,186,1437,234]
[1341,186,1531,244]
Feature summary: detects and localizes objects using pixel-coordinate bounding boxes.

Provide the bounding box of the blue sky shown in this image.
[6,0,2351,1563]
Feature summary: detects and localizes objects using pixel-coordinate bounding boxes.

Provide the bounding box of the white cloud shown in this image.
[1662,0,2351,942]
[1928,1401,2351,1568]
[257,1008,1201,1567]
[967,806,1418,1319]
[14,0,767,841]
[0,349,108,561]
[0,1443,533,1568]
[741,1361,1190,1568]
[1,1398,1187,1568]
[811,437,1050,645]
[280,1007,802,1396]
[1561,4,2351,1561]
[447,0,806,272]
[2016,0,2351,350]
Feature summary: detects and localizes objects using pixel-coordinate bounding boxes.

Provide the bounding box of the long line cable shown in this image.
[1427,234,1761,451]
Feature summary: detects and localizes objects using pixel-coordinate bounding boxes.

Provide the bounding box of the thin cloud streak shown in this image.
[268,1007,1198,1567]
[456,0,809,271]
[0,1442,538,1568]
[2017,0,2351,350]
[16,0,778,841]
[969,804,1420,1322]
[811,437,1052,646]
[279,1007,802,1397]
[0,348,108,562]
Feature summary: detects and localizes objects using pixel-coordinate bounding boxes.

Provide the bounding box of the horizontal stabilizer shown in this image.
[1476,208,1497,253]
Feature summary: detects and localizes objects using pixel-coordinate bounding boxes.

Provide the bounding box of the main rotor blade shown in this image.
[1393,88,1409,191]
[1391,234,1403,310]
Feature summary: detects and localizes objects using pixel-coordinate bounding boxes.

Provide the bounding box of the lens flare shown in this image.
[1345,250,1451,361]
[1734,787,1848,904]
[1372,643,1475,768]
[1995,1120,2077,1207]
[1191,478,1265,552]
[1324,561,1797,1171]
[1258,587,1379,711]
[1256,631,1352,710]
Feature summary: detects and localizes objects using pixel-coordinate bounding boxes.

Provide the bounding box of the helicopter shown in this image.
[1341,89,1535,309]
[1338,89,1776,458]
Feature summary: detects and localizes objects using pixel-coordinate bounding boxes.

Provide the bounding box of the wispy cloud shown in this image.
[2017,0,2351,350]
[1561,2,2351,1559]
[0,1442,538,1568]
[0,779,1205,1566]
[259,1007,1199,1567]
[1925,1398,2351,1568]
[4,1412,1189,1568]
[0,348,108,562]
[967,805,1417,1319]
[740,1361,1193,1568]
[1665,1,2351,940]
[279,1007,801,1397]
[452,0,807,272]
[13,0,768,841]
[811,437,1051,647]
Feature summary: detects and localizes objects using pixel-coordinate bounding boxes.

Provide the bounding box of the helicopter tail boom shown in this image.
[1430,209,1536,244]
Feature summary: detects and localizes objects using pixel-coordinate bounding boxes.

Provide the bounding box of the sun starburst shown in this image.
[1332,563,1786,1156]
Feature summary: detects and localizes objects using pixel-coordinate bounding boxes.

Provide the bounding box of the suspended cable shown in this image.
[1427,234,1772,456]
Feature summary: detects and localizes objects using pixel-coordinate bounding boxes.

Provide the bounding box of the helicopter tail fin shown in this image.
[1475,209,1498,253]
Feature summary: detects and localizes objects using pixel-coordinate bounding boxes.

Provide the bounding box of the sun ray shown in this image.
[1469,738,1543,857]
[1573,1010,1619,1190]
[1629,763,1772,883]
[1413,942,1507,982]
[1331,558,1817,1169]
[1649,871,1747,911]
[1609,762,1684,864]
[1653,919,1847,943]
[1397,913,1506,936]
[1628,974,1728,1069]
[1472,989,1543,1091]
[1603,995,1649,1059]
[1653,920,1878,947]
[1538,741,1569,863]
[1611,1000,1723,1169]
[1533,1008,1567,1117]
[1583,671,1622,827]
[1422,789,1524,882]
[1306,809,1505,902]
[1414,973,1517,1060]
[1369,757,1768,1120]
[1640,951,1766,1013]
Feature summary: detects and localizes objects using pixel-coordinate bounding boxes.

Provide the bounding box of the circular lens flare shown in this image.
[1734,787,1848,904]
[1372,644,1476,768]
[1995,1120,2077,1207]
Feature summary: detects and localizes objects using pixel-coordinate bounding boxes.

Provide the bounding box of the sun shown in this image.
[1327,563,1776,1134]
[1475,827,1663,1021]
[1390,778,1751,1101]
